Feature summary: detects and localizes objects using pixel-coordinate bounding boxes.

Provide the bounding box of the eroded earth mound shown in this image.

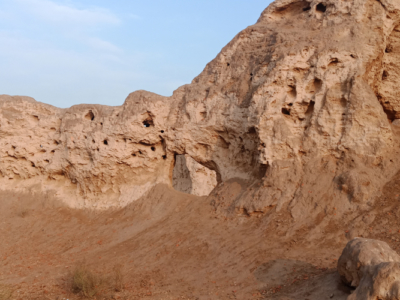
[2,0,400,299]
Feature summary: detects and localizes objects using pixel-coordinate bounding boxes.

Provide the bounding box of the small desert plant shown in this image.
[113,264,124,292]
[0,284,13,300]
[68,263,125,298]
[70,265,104,298]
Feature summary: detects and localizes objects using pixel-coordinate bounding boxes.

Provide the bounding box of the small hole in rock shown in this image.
[248,127,257,134]
[151,147,156,151]
[31,162,36,168]
[92,140,95,144]
[227,63,230,67]
[143,120,153,128]
[161,130,165,133]
[382,70,389,80]
[51,150,55,153]
[316,3,327,12]
[328,58,339,66]
[288,85,297,98]
[386,46,393,53]
[282,108,291,116]
[100,122,103,126]
[305,100,315,116]
[139,150,142,155]
[132,154,136,157]
[340,97,347,108]
[104,140,108,145]
[303,6,311,11]
[276,6,288,12]
[85,111,95,121]
[383,106,396,122]
[288,103,293,107]
[162,155,167,160]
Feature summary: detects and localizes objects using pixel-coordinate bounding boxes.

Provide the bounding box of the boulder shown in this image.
[338,238,400,300]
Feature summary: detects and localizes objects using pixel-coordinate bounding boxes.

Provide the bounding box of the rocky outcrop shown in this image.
[2,0,400,213]
[338,238,400,300]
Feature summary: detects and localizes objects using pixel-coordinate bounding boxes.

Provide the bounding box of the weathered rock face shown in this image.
[2,0,400,212]
[0,93,174,208]
[172,155,217,197]
[338,238,400,300]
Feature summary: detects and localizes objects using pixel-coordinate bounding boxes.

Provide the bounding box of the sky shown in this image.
[0,0,273,108]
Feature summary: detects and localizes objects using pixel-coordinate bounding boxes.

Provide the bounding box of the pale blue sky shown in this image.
[0,0,273,108]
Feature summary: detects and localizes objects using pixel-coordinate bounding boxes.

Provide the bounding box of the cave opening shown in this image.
[172,155,218,196]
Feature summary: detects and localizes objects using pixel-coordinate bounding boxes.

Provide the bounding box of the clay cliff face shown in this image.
[2,0,400,215]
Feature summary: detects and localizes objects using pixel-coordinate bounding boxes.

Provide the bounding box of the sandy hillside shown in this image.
[2,175,400,299]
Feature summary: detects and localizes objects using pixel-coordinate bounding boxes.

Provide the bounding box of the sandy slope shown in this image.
[2,172,400,299]
[0,182,371,300]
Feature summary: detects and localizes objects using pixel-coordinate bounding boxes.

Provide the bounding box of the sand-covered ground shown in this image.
[2,175,400,299]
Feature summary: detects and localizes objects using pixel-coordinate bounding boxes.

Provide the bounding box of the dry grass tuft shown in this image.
[68,263,125,298]
[70,265,104,298]
[0,285,13,300]
[113,264,124,292]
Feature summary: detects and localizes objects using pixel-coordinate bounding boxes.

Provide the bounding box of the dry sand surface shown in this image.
[2,175,400,299]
